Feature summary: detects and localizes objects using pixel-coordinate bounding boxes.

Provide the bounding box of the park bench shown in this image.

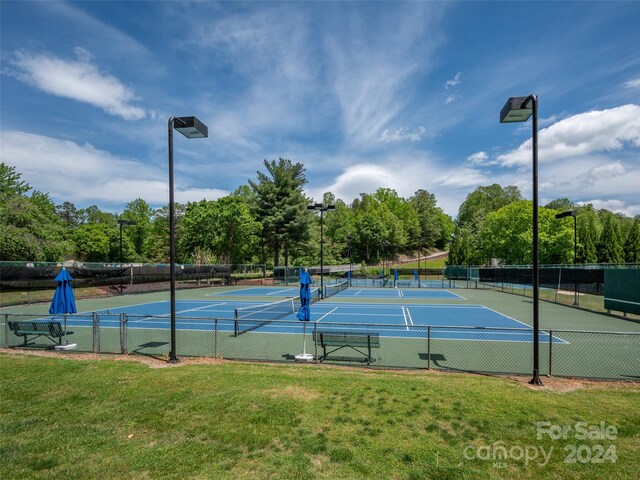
[7,320,74,347]
[314,330,380,364]
[396,280,412,287]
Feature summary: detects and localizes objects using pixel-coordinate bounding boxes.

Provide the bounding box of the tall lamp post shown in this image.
[168,116,208,363]
[500,95,543,386]
[117,219,137,292]
[346,235,352,286]
[117,219,137,266]
[555,210,578,305]
[308,202,335,298]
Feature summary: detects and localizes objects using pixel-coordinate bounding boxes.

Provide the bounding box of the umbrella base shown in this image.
[54,343,78,351]
[294,353,314,362]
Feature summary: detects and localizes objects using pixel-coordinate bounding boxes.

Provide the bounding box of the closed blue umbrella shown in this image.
[295,269,313,361]
[296,268,311,321]
[49,268,77,349]
[394,269,398,287]
[413,270,419,282]
[49,268,77,315]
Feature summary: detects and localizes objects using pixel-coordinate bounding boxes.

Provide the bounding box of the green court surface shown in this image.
[2,286,639,380]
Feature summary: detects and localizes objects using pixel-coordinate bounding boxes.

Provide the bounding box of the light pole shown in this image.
[117,219,137,266]
[308,202,335,298]
[555,210,578,305]
[500,95,542,386]
[117,219,137,292]
[381,240,390,286]
[168,116,208,363]
[346,235,352,286]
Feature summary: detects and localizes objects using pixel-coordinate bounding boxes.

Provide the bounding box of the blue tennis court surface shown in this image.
[62,299,566,344]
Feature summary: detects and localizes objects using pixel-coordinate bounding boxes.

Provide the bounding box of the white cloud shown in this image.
[435,167,488,188]
[379,126,426,143]
[445,72,461,89]
[466,151,489,165]
[625,77,640,89]
[8,49,146,120]
[577,199,640,217]
[1,130,226,206]
[496,104,640,167]
[445,95,456,104]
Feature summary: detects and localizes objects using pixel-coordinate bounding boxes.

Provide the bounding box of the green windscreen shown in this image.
[604,269,640,315]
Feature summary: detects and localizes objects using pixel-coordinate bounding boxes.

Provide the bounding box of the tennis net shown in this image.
[234,288,319,336]
[324,279,349,299]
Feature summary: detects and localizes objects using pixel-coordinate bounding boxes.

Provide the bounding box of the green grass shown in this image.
[1,353,639,479]
[392,257,448,270]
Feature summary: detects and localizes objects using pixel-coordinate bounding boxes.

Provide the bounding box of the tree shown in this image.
[479,201,573,264]
[249,158,310,267]
[623,217,640,263]
[409,190,444,248]
[457,184,522,229]
[56,202,80,229]
[597,213,625,264]
[77,205,117,225]
[73,223,124,262]
[0,166,72,261]
[544,198,574,212]
[448,227,474,266]
[122,198,154,260]
[575,205,600,264]
[0,163,30,196]
[210,196,261,264]
[372,188,420,249]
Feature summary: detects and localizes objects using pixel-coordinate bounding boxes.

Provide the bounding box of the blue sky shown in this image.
[1,1,639,218]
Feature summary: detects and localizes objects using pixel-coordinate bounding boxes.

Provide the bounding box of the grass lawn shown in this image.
[1,352,639,479]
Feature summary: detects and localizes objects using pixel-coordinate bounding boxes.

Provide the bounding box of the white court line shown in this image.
[206,288,255,296]
[153,302,227,318]
[266,288,297,296]
[354,290,363,296]
[401,306,409,330]
[316,307,339,323]
[406,307,414,326]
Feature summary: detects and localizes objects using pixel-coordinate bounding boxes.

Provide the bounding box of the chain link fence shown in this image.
[3,313,638,381]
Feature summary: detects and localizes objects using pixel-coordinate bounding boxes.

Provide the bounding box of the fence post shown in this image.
[92,311,99,353]
[4,314,9,348]
[427,326,431,370]
[214,318,218,358]
[120,313,127,354]
[548,329,553,377]
[314,323,318,364]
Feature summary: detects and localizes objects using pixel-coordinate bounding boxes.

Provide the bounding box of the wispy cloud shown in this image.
[379,126,426,143]
[8,48,146,120]
[496,104,640,166]
[1,130,226,206]
[466,151,489,165]
[445,72,461,89]
[625,77,640,88]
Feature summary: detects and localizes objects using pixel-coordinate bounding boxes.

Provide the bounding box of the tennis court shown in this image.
[47,289,564,344]
[4,283,639,379]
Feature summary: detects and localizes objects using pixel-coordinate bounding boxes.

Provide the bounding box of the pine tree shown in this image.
[597,215,624,264]
[624,217,640,263]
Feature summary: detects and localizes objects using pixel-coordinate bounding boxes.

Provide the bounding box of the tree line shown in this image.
[1,161,638,267]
